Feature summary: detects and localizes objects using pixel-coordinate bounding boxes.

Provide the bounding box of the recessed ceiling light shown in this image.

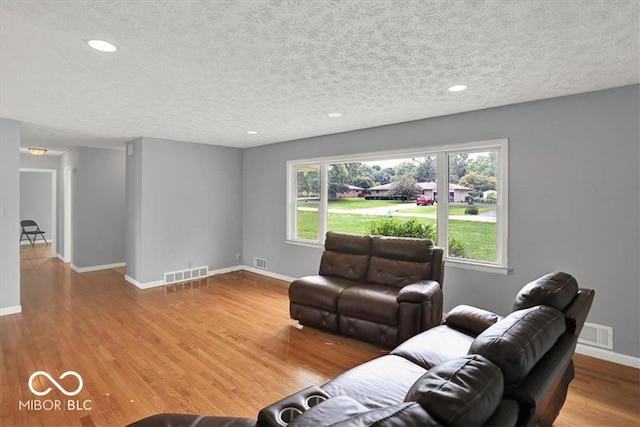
[247,131,258,135]
[448,84,467,92]
[328,113,342,117]
[87,39,117,53]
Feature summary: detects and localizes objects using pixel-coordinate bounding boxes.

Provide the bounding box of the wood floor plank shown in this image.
[2,247,638,426]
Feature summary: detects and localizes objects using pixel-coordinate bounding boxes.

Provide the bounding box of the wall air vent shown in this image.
[578,322,613,350]
[164,266,209,285]
[253,257,268,269]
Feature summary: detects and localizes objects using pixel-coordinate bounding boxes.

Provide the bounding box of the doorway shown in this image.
[19,168,57,258]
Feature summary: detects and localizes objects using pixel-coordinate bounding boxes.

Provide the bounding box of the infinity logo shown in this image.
[28,371,83,397]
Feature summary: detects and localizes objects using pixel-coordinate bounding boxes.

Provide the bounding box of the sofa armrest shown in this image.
[288,396,369,426]
[562,288,595,336]
[445,305,503,336]
[484,400,519,427]
[396,280,441,303]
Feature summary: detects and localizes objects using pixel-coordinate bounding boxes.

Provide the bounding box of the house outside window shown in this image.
[286,139,508,273]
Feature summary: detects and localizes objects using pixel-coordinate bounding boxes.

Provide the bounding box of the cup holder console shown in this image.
[276,407,303,425]
[257,386,331,426]
[304,394,327,409]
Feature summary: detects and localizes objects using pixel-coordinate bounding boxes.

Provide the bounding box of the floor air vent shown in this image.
[164,266,209,285]
[253,257,267,269]
[578,322,613,350]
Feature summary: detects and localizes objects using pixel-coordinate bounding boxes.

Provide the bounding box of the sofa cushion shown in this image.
[370,235,434,262]
[405,354,504,426]
[445,305,503,336]
[318,232,372,281]
[365,236,433,287]
[325,231,372,254]
[391,325,474,369]
[322,355,427,409]
[366,257,431,287]
[289,276,357,311]
[319,251,370,282]
[513,272,579,311]
[469,305,566,386]
[337,284,399,325]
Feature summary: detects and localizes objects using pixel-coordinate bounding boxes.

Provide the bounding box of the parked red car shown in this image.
[416,196,434,206]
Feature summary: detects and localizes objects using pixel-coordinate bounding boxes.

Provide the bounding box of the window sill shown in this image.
[286,239,324,250]
[445,258,512,275]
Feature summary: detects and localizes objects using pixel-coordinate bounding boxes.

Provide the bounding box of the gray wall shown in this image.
[242,85,640,358]
[71,147,126,269]
[0,118,21,310]
[126,137,243,284]
[20,171,53,242]
[20,153,60,169]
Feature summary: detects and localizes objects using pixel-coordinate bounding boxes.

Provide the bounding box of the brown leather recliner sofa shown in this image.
[128,272,594,427]
[289,232,445,347]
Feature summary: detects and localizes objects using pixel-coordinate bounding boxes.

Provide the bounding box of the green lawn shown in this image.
[296,210,497,262]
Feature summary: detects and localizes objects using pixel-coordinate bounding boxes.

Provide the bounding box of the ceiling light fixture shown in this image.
[28,147,47,156]
[247,131,258,135]
[328,113,342,117]
[448,84,467,92]
[87,39,118,53]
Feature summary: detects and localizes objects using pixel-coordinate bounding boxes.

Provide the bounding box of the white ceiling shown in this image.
[1,1,638,154]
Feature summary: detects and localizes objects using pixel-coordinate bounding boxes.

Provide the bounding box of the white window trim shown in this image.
[286,138,509,274]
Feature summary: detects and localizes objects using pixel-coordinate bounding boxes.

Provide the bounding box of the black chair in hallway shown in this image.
[20,220,48,247]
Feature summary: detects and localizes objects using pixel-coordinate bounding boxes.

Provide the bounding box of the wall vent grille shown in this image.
[164,266,209,285]
[253,257,268,269]
[578,322,613,350]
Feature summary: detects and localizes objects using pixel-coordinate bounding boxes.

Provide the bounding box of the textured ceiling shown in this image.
[1,1,638,153]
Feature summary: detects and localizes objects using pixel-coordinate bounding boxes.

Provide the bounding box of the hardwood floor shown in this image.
[2,249,638,426]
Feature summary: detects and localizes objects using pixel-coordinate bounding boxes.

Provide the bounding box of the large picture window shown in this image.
[286,139,508,272]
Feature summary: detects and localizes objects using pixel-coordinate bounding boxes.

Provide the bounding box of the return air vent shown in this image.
[164,266,209,285]
[253,257,268,269]
[578,322,613,350]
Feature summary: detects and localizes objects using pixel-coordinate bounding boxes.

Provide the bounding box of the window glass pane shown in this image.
[327,158,437,242]
[447,151,498,261]
[295,165,320,240]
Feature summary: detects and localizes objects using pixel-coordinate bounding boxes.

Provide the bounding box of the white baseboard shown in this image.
[126,265,245,290]
[124,275,164,289]
[208,265,244,276]
[71,262,126,273]
[241,265,295,283]
[57,253,68,263]
[0,305,22,316]
[576,344,640,369]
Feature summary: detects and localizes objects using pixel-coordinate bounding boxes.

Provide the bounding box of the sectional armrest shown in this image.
[445,304,503,336]
[396,280,441,303]
[561,288,595,336]
[288,396,369,426]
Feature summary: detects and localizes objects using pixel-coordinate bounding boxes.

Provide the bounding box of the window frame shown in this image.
[286,138,509,273]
